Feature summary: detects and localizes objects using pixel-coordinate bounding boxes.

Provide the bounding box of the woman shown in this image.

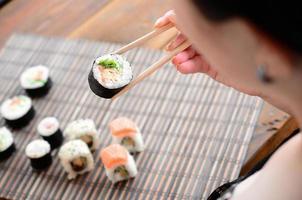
[154,1,302,200]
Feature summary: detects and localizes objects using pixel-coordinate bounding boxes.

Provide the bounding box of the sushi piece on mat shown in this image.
[59,140,94,179]
[88,54,133,99]
[37,117,63,150]
[25,139,52,170]
[109,117,144,153]
[100,144,137,183]
[20,65,52,97]
[0,127,16,161]
[1,95,35,128]
[64,119,99,151]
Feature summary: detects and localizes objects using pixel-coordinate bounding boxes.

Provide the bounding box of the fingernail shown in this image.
[166,43,172,51]
[172,57,177,65]
[154,18,162,27]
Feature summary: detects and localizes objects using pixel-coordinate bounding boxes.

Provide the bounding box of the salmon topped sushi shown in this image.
[109,117,144,153]
[100,144,137,183]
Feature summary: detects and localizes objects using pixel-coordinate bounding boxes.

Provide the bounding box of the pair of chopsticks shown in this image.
[112,23,191,100]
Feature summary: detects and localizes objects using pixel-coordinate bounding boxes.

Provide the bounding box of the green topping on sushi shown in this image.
[28,79,47,85]
[98,58,120,70]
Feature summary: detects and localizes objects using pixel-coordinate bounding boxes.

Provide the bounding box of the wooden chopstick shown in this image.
[113,23,174,54]
[112,41,191,100]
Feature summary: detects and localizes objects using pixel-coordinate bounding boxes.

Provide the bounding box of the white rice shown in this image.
[0,96,32,120]
[105,153,137,183]
[93,54,133,89]
[37,117,59,136]
[0,127,14,152]
[64,119,99,151]
[20,65,49,89]
[58,140,94,179]
[112,131,145,153]
[25,139,50,158]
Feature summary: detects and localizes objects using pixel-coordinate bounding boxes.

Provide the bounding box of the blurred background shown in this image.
[0,0,178,50]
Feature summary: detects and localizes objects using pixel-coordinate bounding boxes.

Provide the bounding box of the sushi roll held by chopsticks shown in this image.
[100,144,137,183]
[20,65,52,97]
[1,95,35,129]
[64,119,99,151]
[87,23,191,100]
[0,127,16,161]
[59,140,94,180]
[88,54,133,99]
[109,117,144,153]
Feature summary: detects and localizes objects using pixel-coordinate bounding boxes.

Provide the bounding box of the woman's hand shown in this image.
[155,11,216,77]
[154,10,262,97]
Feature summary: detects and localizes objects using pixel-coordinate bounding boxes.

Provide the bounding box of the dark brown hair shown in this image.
[192,0,302,53]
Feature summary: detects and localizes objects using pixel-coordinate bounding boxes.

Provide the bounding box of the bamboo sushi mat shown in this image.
[0,34,263,200]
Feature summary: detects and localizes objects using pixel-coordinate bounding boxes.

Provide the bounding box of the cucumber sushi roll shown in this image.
[37,117,63,150]
[0,127,16,161]
[100,144,137,183]
[64,119,99,151]
[25,139,52,170]
[1,95,35,128]
[109,117,145,153]
[20,65,52,97]
[88,54,133,99]
[59,140,94,179]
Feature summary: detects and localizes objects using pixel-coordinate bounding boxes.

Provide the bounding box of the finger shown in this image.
[172,47,196,65]
[166,33,187,51]
[176,55,209,74]
[154,10,176,28]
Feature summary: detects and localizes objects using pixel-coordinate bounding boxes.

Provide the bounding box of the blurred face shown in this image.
[173,0,265,94]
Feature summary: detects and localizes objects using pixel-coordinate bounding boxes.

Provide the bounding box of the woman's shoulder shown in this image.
[233,132,302,200]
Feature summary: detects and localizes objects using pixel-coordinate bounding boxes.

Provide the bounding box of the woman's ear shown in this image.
[255,34,294,79]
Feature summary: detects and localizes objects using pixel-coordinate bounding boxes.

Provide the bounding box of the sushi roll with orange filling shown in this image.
[1,95,35,128]
[100,144,137,183]
[109,117,144,153]
[88,54,133,99]
[20,65,52,97]
[37,117,63,150]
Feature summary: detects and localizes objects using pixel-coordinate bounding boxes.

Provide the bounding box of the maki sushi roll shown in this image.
[37,117,63,150]
[64,119,99,151]
[1,95,35,128]
[25,139,52,170]
[88,54,133,99]
[20,65,52,97]
[59,140,94,179]
[109,117,144,153]
[100,144,137,183]
[0,127,16,161]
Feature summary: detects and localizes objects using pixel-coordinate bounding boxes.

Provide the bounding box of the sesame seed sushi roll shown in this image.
[37,117,63,150]
[0,127,16,161]
[58,140,94,180]
[25,139,52,170]
[64,119,99,151]
[20,65,52,97]
[1,95,35,129]
[100,144,137,183]
[88,54,133,99]
[109,117,144,153]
